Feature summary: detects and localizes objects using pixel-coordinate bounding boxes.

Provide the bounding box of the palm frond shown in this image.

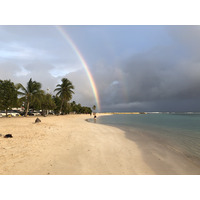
[15,83,27,94]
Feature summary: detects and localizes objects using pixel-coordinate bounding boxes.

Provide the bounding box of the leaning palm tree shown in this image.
[54,78,74,114]
[16,78,42,117]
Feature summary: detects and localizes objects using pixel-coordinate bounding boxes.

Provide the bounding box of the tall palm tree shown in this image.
[54,78,74,114]
[16,78,42,117]
[92,105,96,116]
[92,105,96,111]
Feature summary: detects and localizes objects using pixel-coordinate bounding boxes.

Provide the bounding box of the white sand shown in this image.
[0,114,154,175]
[1,114,199,175]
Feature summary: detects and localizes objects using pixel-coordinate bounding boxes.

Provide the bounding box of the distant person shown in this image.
[94,115,97,123]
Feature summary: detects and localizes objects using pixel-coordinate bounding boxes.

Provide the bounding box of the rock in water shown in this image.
[4,134,13,138]
[35,118,41,123]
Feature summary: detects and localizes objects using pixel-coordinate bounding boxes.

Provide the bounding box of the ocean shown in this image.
[94,113,200,166]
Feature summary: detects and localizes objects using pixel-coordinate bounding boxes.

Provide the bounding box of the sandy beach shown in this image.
[0,114,199,175]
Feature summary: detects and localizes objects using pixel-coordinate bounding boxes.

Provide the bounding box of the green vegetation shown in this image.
[70,101,92,114]
[0,80,18,116]
[16,78,43,117]
[92,105,96,115]
[54,78,74,114]
[92,105,96,111]
[0,77,93,117]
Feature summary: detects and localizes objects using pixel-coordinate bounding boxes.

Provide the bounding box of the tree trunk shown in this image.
[6,109,8,117]
[59,99,64,115]
[25,101,29,117]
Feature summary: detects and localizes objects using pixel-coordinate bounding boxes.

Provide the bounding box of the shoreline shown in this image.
[121,125,200,174]
[94,115,200,174]
[95,114,200,174]
[0,114,199,174]
[0,114,153,175]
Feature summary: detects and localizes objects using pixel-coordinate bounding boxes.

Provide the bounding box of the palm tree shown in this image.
[92,105,96,111]
[16,78,42,117]
[92,105,96,116]
[40,93,56,116]
[54,78,74,114]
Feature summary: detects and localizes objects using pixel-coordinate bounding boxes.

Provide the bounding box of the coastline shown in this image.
[96,114,200,174]
[1,113,199,175]
[119,125,200,175]
[0,114,153,175]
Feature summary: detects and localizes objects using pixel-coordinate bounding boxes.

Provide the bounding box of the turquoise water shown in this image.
[95,114,200,163]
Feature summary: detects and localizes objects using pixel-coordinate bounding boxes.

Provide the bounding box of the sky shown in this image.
[0,25,200,112]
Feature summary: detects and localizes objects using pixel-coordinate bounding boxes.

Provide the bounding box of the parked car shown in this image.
[17,111,40,116]
[33,111,41,116]
[0,110,20,117]
[48,111,54,115]
[26,111,41,116]
[0,111,6,117]
[7,110,20,117]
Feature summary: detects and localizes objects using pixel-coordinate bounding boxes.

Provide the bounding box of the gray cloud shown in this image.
[0,61,21,79]
[0,61,59,93]
[67,69,97,106]
[96,54,200,111]
[92,26,200,112]
[1,26,200,112]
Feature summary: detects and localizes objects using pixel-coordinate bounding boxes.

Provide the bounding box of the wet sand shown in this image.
[120,126,200,175]
[0,114,199,175]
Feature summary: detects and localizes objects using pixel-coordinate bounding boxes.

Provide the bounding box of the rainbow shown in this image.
[55,25,100,111]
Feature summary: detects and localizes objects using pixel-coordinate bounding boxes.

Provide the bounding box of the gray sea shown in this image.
[93,113,200,166]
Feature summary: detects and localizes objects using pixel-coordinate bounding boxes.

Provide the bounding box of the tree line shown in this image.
[0,78,93,117]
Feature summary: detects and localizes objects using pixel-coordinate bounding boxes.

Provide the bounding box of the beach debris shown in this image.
[35,118,41,123]
[4,134,13,138]
[0,134,2,137]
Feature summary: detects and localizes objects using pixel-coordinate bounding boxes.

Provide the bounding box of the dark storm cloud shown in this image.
[98,55,200,111]
[93,26,200,112]
[122,56,200,101]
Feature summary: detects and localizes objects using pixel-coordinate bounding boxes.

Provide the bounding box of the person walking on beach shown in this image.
[94,115,97,123]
